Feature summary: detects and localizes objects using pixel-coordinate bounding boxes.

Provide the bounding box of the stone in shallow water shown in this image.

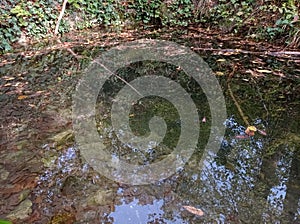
[87,189,114,206]
[51,129,74,147]
[6,199,32,220]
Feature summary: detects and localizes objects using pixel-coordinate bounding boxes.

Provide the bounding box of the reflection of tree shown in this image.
[255,133,300,223]
[173,117,300,223]
[283,144,300,222]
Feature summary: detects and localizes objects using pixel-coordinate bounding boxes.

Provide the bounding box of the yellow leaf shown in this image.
[247,126,257,131]
[245,126,257,136]
[183,205,204,216]
[216,59,226,62]
[17,95,28,100]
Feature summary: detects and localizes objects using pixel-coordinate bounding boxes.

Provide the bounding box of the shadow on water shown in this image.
[0,35,299,223]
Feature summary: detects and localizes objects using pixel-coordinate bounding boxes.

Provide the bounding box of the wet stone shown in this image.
[61,176,87,196]
[6,199,32,220]
[0,165,9,181]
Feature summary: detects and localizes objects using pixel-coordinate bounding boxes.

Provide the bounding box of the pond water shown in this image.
[0,33,299,223]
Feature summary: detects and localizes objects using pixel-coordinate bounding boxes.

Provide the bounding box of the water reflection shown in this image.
[32,116,300,223]
[266,149,293,213]
[108,198,164,223]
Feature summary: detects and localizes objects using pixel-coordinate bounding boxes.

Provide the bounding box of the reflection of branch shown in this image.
[54,0,68,35]
[94,61,144,97]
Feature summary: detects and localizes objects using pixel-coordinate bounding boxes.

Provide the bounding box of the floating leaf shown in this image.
[245,126,257,136]
[248,126,257,132]
[257,129,267,136]
[183,205,204,216]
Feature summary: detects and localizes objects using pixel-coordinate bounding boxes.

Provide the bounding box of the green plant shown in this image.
[126,0,162,25]
[264,2,299,43]
[0,1,22,52]
[167,0,194,26]
[205,0,256,32]
[0,220,12,224]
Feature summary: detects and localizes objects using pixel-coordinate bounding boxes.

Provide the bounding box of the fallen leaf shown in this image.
[215,71,224,76]
[292,15,299,23]
[183,205,204,216]
[216,59,226,62]
[256,69,272,73]
[246,69,264,77]
[17,95,28,100]
[245,126,257,136]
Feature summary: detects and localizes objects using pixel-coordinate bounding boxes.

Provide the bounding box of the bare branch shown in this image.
[55,0,68,35]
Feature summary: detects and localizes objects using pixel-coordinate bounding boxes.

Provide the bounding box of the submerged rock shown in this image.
[49,212,76,224]
[88,189,114,206]
[51,129,74,147]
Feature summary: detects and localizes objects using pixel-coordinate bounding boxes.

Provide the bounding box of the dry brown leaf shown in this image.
[183,205,204,216]
[256,69,272,73]
[17,95,28,100]
[215,71,224,76]
[246,69,264,77]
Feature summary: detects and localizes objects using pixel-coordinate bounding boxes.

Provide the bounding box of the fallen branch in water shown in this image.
[227,66,267,137]
[227,66,250,127]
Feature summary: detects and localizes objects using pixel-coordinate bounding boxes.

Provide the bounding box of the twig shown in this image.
[56,39,82,59]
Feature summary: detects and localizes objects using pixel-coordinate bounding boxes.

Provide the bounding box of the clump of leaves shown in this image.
[0,1,22,51]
